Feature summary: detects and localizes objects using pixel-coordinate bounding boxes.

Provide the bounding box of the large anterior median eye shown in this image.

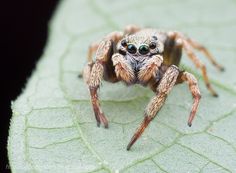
[138,44,149,55]
[127,44,137,54]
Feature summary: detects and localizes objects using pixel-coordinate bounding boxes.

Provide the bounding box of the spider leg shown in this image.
[87,42,99,63]
[87,31,124,63]
[88,40,112,128]
[79,43,97,79]
[83,61,94,84]
[177,71,201,127]
[85,32,124,128]
[112,53,135,84]
[127,65,179,150]
[186,37,224,71]
[175,33,218,97]
[138,54,163,83]
[124,24,141,35]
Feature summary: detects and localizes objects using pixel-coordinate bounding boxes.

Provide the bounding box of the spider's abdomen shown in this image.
[162,33,183,67]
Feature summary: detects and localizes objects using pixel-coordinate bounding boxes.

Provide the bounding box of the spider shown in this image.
[83,25,224,150]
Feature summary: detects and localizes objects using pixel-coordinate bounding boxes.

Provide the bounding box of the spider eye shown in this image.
[149,42,156,49]
[121,40,127,47]
[139,45,149,55]
[127,44,137,54]
[152,36,158,40]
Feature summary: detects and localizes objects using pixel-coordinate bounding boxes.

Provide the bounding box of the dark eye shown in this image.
[127,44,137,54]
[121,40,127,47]
[152,36,158,40]
[139,45,149,55]
[149,42,156,49]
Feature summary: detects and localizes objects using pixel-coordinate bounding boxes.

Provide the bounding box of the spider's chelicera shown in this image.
[83,25,224,150]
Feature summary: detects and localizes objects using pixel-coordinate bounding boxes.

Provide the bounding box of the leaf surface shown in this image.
[8,0,236,172]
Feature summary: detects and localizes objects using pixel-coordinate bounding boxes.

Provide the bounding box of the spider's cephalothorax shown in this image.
[83,25,224,150]
[115,30,165,85]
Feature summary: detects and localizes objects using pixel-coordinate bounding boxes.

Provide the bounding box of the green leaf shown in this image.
[8,0,236,172]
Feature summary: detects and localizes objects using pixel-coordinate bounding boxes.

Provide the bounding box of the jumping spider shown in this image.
[83,25,224,150]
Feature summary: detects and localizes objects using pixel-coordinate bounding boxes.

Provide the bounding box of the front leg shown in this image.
[127,65,179,150]
[112,53,135,84]
[87,39,113,128]
[138,55,163,83]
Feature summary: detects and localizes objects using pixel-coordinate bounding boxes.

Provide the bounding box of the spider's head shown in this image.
[117,32,164,62]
